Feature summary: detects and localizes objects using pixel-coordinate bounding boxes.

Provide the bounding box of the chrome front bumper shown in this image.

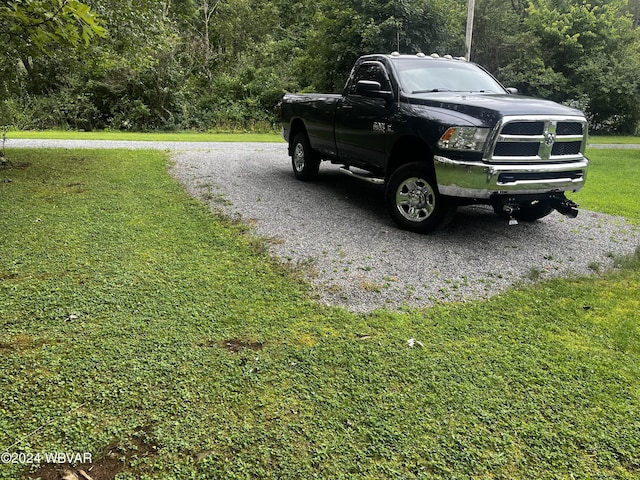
[433,155,589,199]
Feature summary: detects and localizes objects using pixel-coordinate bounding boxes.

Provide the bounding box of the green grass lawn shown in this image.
[574,147,640,223]
[588,135,640,144]
[0,148,639,479]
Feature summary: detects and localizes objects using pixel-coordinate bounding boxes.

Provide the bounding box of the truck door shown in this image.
[335,61,393,171]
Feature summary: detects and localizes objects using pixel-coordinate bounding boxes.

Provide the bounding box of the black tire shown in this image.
[385,162,455,233]
[513,200,554,222]
[291,133,320,181]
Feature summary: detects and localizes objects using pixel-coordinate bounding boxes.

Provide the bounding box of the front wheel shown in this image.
[291,133,320,181]
[385,162,454,233]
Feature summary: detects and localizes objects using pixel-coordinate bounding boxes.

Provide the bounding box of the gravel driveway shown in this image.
[9,139,640,312]
[168,142,640,312]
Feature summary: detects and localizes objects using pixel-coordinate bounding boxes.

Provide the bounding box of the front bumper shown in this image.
[433,155,588,199]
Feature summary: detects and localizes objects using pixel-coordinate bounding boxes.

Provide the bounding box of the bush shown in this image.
[0,98,32,130]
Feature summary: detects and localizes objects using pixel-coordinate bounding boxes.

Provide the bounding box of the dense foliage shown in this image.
[1,0,639,133]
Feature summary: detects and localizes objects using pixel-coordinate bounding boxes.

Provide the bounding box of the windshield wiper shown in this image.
[411,89,496,94]
[411,88,452,94]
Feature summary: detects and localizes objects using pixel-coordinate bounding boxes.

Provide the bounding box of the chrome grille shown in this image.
[500,121,545,136]
[486,116,587,163]
[494,142,540,157]
[557,122,584,136]
[552,141,582,156]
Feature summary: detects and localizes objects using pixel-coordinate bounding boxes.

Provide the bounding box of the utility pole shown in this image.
[465,0,475,61]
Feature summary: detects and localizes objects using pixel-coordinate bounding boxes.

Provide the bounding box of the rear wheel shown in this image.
[291,133,320,181]
[385,162,455,233]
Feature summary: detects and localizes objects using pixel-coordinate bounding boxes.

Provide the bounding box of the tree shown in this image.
[0,0,105,63]
[2,0,639,133]
[624,0,640,28]
[300,0,465,92]
[0,0,106,128]
[467,0,640,134]
[525,0,640,133]
[471,0,526,72]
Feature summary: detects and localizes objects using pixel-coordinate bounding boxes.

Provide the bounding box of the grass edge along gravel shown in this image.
[5,130,284,143]
[0,147,639,479]
[5,129,639,144]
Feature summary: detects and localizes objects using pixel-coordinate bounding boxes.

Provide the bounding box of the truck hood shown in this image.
[406,93,585,127]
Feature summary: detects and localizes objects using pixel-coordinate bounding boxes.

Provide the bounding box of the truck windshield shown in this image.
[397,60,506,94]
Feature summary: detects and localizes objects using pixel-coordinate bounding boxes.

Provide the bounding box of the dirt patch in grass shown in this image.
[196,338,266,352]
[28,429,159,480]
[1,161,31,170]
[222,338,265,353]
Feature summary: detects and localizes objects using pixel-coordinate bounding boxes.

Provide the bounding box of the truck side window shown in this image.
[350,63,391,94]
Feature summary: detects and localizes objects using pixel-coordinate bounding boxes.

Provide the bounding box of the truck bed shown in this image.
[281,93,341,157]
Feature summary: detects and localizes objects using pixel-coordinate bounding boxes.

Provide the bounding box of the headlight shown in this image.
[437,127,490,152]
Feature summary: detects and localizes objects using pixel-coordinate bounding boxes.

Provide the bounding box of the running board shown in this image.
[338,166,385,185]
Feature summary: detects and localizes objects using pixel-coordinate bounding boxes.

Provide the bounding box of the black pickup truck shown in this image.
[280,53,589,233]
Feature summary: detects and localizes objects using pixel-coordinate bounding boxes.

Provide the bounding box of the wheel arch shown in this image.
[287,118,308,156]
[386,136,436,181]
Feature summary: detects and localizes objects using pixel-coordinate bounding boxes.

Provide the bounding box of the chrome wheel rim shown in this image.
[293,143,305,172]
[395,177,436,222]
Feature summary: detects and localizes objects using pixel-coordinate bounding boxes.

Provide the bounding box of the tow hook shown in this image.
[550,195,579,218]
